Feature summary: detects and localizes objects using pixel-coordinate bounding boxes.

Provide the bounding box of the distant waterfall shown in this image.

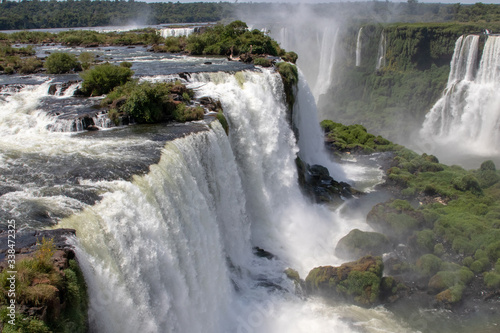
[158,27,195,38]
[313,26,339,101]
[420,35,500,155]
[355,27,363,67]
[272,25,340,102]
[376,30,386,70]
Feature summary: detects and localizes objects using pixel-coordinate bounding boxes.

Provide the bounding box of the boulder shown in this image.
[335,229,392,260]
[305,256,384,305]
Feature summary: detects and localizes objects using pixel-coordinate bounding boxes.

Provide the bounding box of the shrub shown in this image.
[452,174,482,194]
[121,81,173,123]
[120,61,133,68]
[480,160,496,171]
[19,57,43,74]
[282,51,298,63]
[172,104,204,122]
[417,229,435,252]
[78,52,96,70]
[484,272,500,288]
[254,57,272,67]
[434,243,445,256]
[416,254,442,277]
[44,52,80,74]
[80,63,133,96]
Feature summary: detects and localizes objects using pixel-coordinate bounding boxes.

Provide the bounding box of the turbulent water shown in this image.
[420,34,500,164]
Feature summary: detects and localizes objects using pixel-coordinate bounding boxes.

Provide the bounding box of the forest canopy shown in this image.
[0,1,498,30]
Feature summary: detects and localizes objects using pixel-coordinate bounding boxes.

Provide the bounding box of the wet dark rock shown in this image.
[253,246,276,260]
[48,81,79,96]
[296,157,356,205]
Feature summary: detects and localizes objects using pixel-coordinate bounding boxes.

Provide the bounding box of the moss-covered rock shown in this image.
[305,256,384,305]
[335,229,392,260]
[367,199,424,241]
[276,62,298,112]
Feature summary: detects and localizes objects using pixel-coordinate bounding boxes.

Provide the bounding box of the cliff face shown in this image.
[318,22,499,144]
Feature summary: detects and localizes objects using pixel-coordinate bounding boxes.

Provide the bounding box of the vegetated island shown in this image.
[298,120,500,318]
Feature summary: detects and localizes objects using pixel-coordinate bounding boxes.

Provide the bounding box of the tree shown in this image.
[44,52,79,74]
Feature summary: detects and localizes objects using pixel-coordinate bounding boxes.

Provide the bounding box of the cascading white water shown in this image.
[313,26,339,101]
[59,69,408,333]
[376,30,386,70]
[355,27,363,67]
[158,27,195,38]
[420,35,500,157]
[63,125,247,333]
[293,69,347,182]
[271,24,340,102]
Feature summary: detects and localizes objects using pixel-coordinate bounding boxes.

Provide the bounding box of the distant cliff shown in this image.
[318,22,500,144]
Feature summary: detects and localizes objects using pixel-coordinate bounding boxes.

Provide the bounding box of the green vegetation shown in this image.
[276,62,298,111]
[321,120,398,154]
[0,1,230,30]
[186,20,284,57]
[0,238,88,332]
[102,80,203,124]
[1,1,499,31]
[0,43,42,74]
[44,52,80,74]
[253,57,273,67]
[80,63,133,96]
[326,122,500,301]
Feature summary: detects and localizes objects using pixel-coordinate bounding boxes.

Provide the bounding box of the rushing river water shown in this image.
[1,40,498,333]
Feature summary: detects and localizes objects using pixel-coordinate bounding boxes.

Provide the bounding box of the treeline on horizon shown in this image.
[0,1,499,31]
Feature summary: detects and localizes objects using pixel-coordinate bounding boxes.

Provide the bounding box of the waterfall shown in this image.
[294,69,347,181]
[355,27,363,67]
[312,26,339,101]
[61,69,365,332]
[158,27,195,38]
[268,24,340,103]
[376,30,386,70]
[420,35,500,156]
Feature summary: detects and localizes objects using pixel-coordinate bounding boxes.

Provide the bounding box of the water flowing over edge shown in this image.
[56,69,408,333]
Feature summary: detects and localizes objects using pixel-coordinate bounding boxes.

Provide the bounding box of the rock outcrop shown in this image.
[305,256,385,305]
[335,229,392,260]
